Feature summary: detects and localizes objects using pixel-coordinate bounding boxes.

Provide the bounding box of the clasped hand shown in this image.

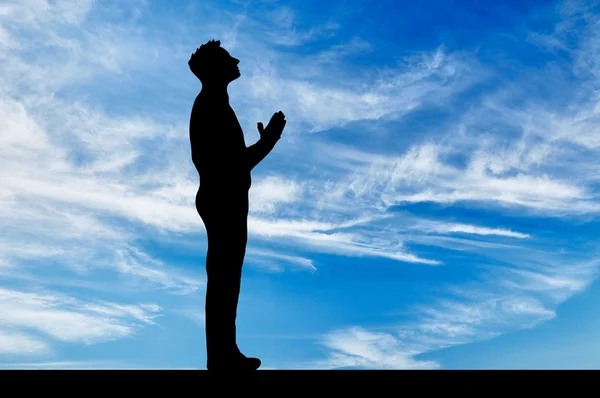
[257,111,286,142]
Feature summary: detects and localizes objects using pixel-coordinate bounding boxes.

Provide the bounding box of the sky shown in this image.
[1,0,600,370]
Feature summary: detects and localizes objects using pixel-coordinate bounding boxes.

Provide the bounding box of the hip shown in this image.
[195,186,249,216]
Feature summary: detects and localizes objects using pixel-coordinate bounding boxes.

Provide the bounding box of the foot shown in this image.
[207,352,261,371]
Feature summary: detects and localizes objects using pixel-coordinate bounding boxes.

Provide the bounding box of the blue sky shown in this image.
[1,0,600,369]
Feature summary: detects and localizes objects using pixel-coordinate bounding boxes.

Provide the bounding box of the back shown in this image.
[189,93,250,193]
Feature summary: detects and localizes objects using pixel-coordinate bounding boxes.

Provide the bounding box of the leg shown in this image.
[204,233,245,359]
[198,193,256,369]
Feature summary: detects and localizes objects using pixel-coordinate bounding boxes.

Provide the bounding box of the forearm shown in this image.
[246,136,279,171]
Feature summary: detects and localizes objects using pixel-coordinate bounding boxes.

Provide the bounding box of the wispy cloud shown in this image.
[410,220,531,239]
[0,0,453,299]
[3,0,600,369]
[309,222,600,368]
[240,45,484,135]
[304,327,441,370]
[305,0,600,369]
[249,175,304,214]
[0,287,161,354]
[245,247,317,273]
[0,329,49,356]
[261,5,340,46]
[177,307,205,326]
[0,360,185,369]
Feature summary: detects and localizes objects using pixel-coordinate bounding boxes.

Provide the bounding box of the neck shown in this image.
[200,83,229,102]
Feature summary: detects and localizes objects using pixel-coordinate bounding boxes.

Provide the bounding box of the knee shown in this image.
[206,248,245,268]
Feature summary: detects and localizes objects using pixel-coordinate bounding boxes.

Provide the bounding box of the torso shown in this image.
[189,92,251,200]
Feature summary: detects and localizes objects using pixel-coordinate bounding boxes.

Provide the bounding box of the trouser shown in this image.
[196,188,249,362]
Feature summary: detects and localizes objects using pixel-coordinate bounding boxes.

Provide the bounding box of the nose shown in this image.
[234,58,239,65]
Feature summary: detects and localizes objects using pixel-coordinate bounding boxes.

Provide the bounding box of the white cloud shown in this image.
[3,0,600,370]
[312,253,600,369]
[311,296,555,369]
[318,139,598,217]
[177,307,205,326]
[262,6,340,46]
[241,45,483,134]
[266,5,296,29]
[412,220,531,238]
[316,37,372,63]
[0,360,196,369]
[249,175,303,214]
[309,327,440,370]
[247,216,441,265]
[245,247,317,272]
[0,287,161,353]
[0,360,123,369]
[2,0,497,290]
[1,0,454,292]
[0,329,49,355]
[114,246,203,294]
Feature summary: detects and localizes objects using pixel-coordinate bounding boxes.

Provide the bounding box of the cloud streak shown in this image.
[0,287,161,355]
[304,0,600,369]
[2,0,600,369]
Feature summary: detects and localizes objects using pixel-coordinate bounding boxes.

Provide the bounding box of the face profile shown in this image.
[188,39,240,86]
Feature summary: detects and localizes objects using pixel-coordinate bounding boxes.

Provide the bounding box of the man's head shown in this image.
[188,40,240,86]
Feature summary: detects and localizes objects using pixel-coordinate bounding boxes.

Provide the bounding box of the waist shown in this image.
[197,182,250,197]
[198,173,251,190]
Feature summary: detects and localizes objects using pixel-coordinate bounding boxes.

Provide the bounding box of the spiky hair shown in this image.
[188,39,221,81]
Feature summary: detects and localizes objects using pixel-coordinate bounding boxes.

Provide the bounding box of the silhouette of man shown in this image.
[188,39,286,371]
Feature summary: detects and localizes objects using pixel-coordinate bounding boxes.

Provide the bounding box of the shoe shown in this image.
[207,353,261,371]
